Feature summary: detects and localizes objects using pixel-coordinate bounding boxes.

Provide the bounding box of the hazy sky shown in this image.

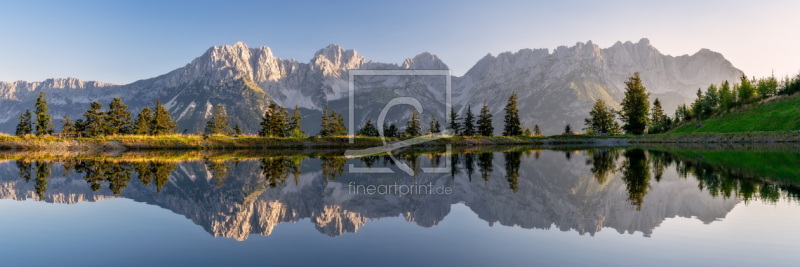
[1,0,798,84]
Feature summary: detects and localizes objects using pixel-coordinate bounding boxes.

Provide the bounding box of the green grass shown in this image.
[669,95,800,134]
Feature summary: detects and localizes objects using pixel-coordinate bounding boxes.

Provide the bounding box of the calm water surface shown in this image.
[0,147,798,266]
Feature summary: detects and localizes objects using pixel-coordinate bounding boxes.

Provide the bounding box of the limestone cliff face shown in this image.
[0,39,741,135]
[0,152,740,241]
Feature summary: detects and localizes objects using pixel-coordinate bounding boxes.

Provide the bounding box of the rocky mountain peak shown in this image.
[311,44,364,76]
[401,52,448,70]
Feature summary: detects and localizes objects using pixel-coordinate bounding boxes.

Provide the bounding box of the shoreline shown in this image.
[1,131,798,153]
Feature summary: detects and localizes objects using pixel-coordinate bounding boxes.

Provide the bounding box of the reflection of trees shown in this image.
[620,149,651,210]
[16,160,32,183]
[260,156,305,187]
[105,162,132,196]
[464,153,476,182]
[320,156,346,181]
[135,161,177,192]
[70,160,176,194]
[649,152,670,182]
[504,151,521,192]
[204,158,232,187]
[449,153,460,178]
[34,161,50,201]
[586,149,619,184]
[262,157,289,188]
[656,151,796,204]
[359,155,378,168]
[478,153,493,183]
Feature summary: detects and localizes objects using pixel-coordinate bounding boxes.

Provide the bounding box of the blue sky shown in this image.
[1,0,798,84]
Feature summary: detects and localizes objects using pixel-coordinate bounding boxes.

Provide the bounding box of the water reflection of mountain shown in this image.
[0,150,746,240]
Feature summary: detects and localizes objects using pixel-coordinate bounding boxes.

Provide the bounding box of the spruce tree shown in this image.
[650,98,666,133]
[151,100,176,135]
[358,119,379,137]
[15,109,33,136]
[502,93,522,136]
[83,102,105,137]
[447,107,461,135]
[691,89,706,120]
[318,105,332,137]
[134,107,153,135]
[428,115,441,134]
[405,111,422,137]
[260,103,287,137]
[382,122,399,138]
[704,84,719,114]
[287,105,304,137]
[620,72,650,135]
[533,124,541,136]
[477,104,494,136]
[34,92,52,136]
[330,110,346,136]
[719,80,734,111]
[564,124,573,134]
[104,97,132,135]
[584,99,620,135]
[737,75,755,102]
[61,116,75,136]
[233,124,242,136]
[462,105,475,136]
[205,104,231,135]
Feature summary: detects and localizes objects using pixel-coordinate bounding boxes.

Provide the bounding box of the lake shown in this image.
[0,145,798,266]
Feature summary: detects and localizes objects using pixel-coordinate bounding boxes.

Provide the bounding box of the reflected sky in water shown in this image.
[0,147,798,266]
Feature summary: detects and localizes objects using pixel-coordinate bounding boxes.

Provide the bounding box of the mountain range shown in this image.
[0,38,743,135]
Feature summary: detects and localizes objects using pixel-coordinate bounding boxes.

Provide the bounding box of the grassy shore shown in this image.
[0,134,633,152]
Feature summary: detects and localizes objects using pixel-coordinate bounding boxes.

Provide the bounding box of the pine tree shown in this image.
[477,104,494,136]
[383,122,399,138]
[448,107,461,136]
[620,73,650,135]
[462,105,475,136]
[704,84,719,114]
[205,104,231,135]
[564,124,573,134]
[428,115,441,134]
[691,88,706,120]
[502,93,522,136]
[287,105,304,137]
[358,119,379,137]
[104,97,132,135]
[134,107,153,135]
[533,124,541,136]
[233,124,242,136]
[719,80,734,111]
[316,105,339,137]
[756,74,779,98]
[405,111,422,137]
[151,99,176,135]
[34,92,52,136]
[584,99,620,135]
[260,103,287,137]
[737,75,755,102]
[330,110,346,136]
[61,116,75,136]
[15,109,33,136]
[650,98,666,133]
[83,102,105,137]
[523,128,532,136]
